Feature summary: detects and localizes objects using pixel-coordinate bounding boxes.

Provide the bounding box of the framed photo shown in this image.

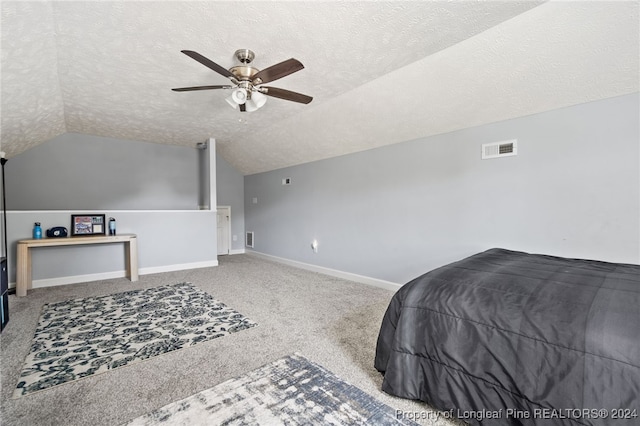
[71,214,106,236]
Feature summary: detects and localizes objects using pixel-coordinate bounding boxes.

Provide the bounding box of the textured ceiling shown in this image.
[1,1,638,175]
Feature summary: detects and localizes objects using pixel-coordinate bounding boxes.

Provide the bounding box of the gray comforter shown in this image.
[375,248,640,425]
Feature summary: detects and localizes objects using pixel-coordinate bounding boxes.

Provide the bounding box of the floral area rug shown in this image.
[13,282,257,398]
[124,353,419,426]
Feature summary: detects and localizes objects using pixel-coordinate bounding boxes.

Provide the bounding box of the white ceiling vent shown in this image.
[482,139,517,160]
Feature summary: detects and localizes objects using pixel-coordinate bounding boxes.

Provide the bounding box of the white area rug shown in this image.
[124,353,418,425]
[14,282,257,398]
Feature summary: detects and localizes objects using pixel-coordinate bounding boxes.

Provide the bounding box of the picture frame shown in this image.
[70,214,106,236]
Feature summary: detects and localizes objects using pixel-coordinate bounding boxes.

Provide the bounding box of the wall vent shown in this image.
[482,139,517,159]
[282,177,292,185]
[245,232,254,248]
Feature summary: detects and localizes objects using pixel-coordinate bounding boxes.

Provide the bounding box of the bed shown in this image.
[375,248,639,425]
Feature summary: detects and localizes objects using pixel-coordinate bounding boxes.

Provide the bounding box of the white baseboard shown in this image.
[246,251,401,292]
[216,249,245,256]
[140,260,219,275]
[10,260,219,290]
[25,271,130,290]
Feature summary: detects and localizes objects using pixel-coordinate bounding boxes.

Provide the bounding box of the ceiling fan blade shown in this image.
[262,87,313,104]
[180,50,236,80]
[252,58,304,85]
[172,85,232,92]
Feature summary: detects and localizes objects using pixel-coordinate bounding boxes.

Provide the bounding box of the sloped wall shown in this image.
[5,133,199,210]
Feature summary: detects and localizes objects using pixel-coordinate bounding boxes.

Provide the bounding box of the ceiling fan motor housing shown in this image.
[229,65,259,80]
[230,49,259,81]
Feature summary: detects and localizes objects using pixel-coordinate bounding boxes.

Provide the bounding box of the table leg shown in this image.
[125,237,139,282]
[16,243,31,297]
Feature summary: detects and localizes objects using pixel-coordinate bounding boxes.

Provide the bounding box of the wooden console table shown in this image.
[16,234,138,297]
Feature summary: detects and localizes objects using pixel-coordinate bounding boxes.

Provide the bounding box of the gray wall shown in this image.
[5,133,199,210]
[5,210,217,283]
[216,154,245,252]
[245,93,640,284]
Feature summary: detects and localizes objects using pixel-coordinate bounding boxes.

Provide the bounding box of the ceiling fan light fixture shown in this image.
[245,90,267,112]
[225,94,239,109]
[231,88,248,105]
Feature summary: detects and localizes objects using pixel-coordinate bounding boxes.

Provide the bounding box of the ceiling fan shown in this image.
[172,49,313,112]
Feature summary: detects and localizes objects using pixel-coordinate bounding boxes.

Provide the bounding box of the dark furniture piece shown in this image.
[375,248,639,425]
[1,155,7,331]
[1,257,8,331]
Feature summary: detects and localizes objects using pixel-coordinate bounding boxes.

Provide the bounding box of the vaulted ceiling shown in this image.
[1,1,638,175]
